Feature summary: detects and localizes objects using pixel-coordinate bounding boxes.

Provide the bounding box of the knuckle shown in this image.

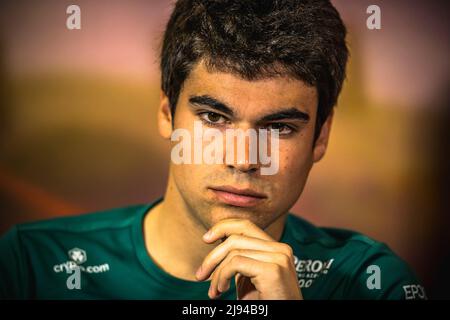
[230,254,242,265]
[280,253,291,267]
[271,263,283,275]
[229,249,241,259]
[281,243,293,256]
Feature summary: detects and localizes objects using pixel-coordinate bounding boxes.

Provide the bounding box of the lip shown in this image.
[209,186,267,207]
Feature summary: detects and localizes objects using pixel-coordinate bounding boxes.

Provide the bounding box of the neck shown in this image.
[143,171,287,281]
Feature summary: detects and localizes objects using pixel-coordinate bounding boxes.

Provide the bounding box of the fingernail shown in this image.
[208,286,213,298]
[203,230,212,240]
[195,266,203,279]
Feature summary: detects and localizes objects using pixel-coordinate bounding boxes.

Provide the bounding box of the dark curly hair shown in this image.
[160,0,349,141]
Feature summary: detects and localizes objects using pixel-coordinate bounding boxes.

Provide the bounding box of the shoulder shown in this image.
[12,203,147,235]
[285,213,380,248]
[0,203,150,298]
[0,202,149,265]
[284,214,427,300]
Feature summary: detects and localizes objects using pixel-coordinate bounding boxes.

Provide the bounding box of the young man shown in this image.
[0,0,426,300]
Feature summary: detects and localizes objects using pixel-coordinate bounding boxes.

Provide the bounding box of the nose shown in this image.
[227,159,259,173]
[224,129,260,174]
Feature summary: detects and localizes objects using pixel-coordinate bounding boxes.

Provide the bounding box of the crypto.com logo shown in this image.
[52,247,110,290]
[170,121,280,175]
[68,248,87,264]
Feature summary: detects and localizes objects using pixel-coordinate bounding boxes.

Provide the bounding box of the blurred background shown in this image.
[0,0,449,299]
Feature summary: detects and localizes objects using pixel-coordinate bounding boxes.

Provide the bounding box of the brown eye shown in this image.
[267,123,293,134]
[207,112,222,122]
[199,112,227,125]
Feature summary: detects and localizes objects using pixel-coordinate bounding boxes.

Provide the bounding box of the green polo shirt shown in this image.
[0,198,426,299]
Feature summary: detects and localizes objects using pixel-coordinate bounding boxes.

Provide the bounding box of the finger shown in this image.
[210,255,275,299]
[203,219,274,244]
[212,250,292,295]
[197,235,292,280]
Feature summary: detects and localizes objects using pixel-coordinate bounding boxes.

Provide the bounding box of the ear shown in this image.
[313,109,334,163]
[158,90,173,139]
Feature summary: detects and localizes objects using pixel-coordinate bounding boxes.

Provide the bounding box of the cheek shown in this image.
[276,144,313,187]
[173,163,209,184]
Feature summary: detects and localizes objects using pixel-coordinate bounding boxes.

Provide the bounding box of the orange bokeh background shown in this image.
[0,0,449,298]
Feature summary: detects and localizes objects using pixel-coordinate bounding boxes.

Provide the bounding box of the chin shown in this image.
[206,204,267,227]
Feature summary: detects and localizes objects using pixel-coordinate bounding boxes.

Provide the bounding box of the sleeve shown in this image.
[345,242,427,300]
[0,226,31,299]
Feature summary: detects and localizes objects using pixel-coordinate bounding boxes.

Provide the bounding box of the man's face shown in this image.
[159,61,331,230]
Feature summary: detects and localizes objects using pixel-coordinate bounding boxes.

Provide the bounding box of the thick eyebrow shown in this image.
[188,94,309,123]
[258,107,310,123]
[188,95,234,117]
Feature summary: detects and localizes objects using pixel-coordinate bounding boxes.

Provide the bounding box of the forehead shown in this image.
[181,61,318,118]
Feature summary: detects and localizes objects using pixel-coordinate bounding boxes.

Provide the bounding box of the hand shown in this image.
[195,219,302,300]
